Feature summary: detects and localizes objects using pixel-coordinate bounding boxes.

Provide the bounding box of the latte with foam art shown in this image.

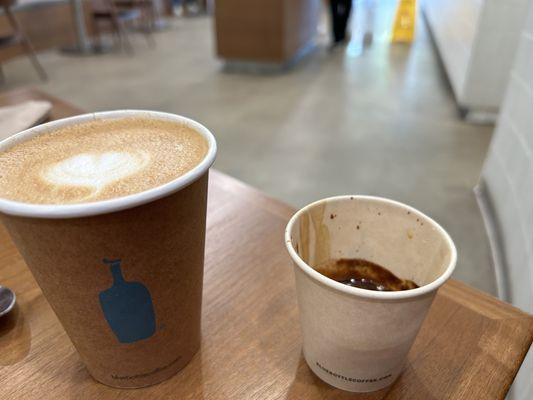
[0,117,208,204]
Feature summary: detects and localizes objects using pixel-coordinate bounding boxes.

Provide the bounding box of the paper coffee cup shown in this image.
[285,196,456,392]
[0,111,216,388]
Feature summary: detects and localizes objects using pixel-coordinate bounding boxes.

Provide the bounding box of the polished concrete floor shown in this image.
[2,2,496,293]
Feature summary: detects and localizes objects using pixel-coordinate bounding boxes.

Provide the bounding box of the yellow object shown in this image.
[391,0,417,43]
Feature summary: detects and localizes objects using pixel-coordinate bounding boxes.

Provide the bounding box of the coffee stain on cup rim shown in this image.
[285,195,457,300]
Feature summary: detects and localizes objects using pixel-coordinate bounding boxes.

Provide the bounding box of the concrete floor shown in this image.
[2,2,496,293]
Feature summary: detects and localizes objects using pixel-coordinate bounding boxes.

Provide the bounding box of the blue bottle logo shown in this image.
[99,258,156,344]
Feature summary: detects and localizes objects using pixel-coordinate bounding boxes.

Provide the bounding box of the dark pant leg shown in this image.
[330,0,344,43]
[341,0,352,38]
[330,0,353,43]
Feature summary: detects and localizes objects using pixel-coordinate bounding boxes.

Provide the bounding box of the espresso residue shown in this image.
[314,258,419,291]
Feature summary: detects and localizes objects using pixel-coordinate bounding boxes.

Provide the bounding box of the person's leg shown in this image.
[330,0,344,43]
[339,0,352,42]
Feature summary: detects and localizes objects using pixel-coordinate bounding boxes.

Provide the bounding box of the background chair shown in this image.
[114,0,156,39]
[0,0,47,81]
[91,0,154,53]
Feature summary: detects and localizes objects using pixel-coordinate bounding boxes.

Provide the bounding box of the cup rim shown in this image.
[284,195,457,300]
[0,110,217,219]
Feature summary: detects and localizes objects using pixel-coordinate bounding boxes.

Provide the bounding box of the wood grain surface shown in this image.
[0,89,532,399]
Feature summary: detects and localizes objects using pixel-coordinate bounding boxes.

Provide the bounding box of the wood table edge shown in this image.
[210,169,294,220]
[444,279,533,321]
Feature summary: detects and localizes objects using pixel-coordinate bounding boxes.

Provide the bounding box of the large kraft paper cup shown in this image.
[0,110,216,388]
[285,196,456,392]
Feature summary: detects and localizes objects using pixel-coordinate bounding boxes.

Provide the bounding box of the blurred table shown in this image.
[0,87,81,121]
[0,88,532,399]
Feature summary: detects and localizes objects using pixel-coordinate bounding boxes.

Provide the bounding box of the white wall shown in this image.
[480,5,533,399]
[422,0,531,112]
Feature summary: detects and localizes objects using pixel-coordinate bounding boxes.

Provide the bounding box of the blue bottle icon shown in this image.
[99,258,156,344]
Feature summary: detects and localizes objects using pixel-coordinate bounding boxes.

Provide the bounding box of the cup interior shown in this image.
[0,110,217,218]
[287,196,456,292]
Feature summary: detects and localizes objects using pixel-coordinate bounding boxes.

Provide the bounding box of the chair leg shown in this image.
[116,20,134,54]
[112,30,120,49]
[3,7,46,80]
[143,5,156,48]
[109,20,121,49]
[92,18,103,51]
[21,37,47,81]
[143,29,155,48]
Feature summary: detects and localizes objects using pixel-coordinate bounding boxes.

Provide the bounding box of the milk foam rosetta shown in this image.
[0,117,209,204]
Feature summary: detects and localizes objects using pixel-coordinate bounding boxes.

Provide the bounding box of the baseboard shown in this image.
[221,41,318,74]
[474,180,510,302]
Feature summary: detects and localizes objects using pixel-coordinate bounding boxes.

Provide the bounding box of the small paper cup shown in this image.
[285,195,456,392]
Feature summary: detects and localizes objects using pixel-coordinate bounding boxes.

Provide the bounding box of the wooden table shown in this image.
[0,89,532,399]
